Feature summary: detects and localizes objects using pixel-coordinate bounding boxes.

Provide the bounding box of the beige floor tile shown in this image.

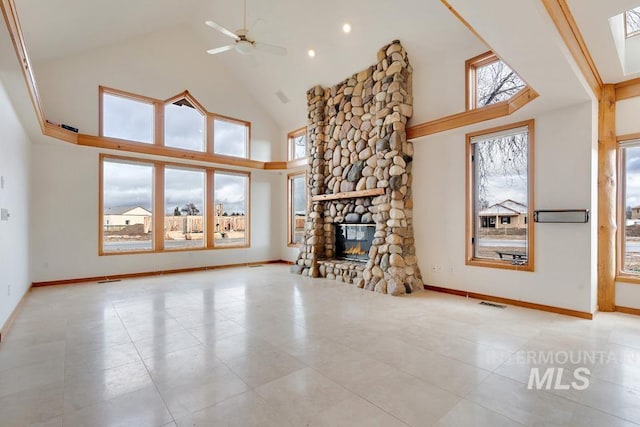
[467,373,578,426]
[63,385,173,427]
[1,265,639,426]
[433,399,524,426]
[254,367,355,425]
[174,390,293,427]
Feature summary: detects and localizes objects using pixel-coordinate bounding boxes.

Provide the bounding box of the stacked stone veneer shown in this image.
[292,40,423,296]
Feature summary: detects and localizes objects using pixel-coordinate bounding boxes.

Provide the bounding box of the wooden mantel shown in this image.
[311,188,385,202]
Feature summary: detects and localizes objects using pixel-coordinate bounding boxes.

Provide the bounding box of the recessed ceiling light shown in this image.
[343,23,352,34]
[308,49,316,58]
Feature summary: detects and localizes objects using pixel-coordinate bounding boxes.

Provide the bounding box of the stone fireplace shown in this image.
[292,40,423,295]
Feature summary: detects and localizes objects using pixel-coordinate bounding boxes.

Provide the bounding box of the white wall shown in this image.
[33,25,283,162]
[413,102,597,313]
[30,141,284,283]
[0,80,31,330]
[616,96,640,310]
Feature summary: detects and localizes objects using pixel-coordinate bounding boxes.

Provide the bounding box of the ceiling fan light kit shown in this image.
[205,0,286,56]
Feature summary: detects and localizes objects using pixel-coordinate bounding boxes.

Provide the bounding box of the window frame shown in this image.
[99,86,252,159]
[99,86,158,144]
[465,119,535,271]
[211,114,251,160]
[287,171,307,247]
[287,126,308,161]
[99,154,251,255]
[617,137,640,283]
[163,93,208,153]
[212,169,251,249]
[465,51,526,111]
[625,8,640,39]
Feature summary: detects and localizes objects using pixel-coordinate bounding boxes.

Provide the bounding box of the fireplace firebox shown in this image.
[335,224,375,262]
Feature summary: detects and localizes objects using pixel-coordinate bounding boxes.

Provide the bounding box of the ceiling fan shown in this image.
[205,0,286,56]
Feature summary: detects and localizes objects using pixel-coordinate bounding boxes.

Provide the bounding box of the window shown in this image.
[288,127,307,160]
[620,141,640,274]
[213,117,249,158]
[102,159,154,253]
[466,120,534,270]
[288,172,306,246]
[165,167,206,250]
[626,7,640,38]
[214,171,249,247]
[99,87,252,162]
[164,98,205,152]
[102,90,154,143]
[100,155,251,255]
[466,52,526,110]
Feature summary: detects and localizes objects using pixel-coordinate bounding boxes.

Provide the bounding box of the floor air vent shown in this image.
[248,265,264,268]
[479,301,507,309]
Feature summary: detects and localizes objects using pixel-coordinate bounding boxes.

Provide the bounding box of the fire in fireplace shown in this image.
[335,224,375,262]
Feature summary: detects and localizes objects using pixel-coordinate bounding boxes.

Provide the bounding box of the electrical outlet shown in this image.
[448,266,454,273]
[432,264,443,273]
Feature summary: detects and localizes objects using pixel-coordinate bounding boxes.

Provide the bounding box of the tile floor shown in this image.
[1,264,640,426]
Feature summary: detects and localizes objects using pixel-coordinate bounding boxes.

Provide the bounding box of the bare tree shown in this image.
[474,134,528,203]
[476,60,526,107]
[181,203,200,216]
[627,8,640,35]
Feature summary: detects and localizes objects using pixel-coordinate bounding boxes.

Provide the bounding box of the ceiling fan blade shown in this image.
[254,42,287,56]
[206,45,235,55]
[205,21,240,40]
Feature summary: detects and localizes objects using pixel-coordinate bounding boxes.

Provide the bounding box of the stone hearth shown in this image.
[292,40,423,295]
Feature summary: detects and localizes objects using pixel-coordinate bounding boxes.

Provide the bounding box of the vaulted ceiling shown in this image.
[12,0,638,135]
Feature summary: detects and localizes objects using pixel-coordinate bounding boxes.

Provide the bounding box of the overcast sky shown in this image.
[476,136,528,208]
[626,146,640,208]
[103,161,247,215]
[102,94,249,215]
[292,175,305,215]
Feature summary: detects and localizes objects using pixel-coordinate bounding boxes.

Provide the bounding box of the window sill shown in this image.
[616,274,640,285]
[466,258,534,272]
[99,245,251,255]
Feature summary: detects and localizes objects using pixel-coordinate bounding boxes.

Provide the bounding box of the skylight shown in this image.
[627,7,640,37]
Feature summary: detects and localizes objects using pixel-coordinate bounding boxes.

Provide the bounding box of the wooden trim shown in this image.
[465,51,497,110]
[44,122,78,143]
[287,171,306,247]
[31,260,290,288]
[98,154,105,256]
[287,158,308,169]
[424,285,594,319]
[615,274,640,285]
[0,0,45,134]
[212,169,251,249]
[599,85,617,311]
[540,0,603,100]
[615,305,640,316]
[0,287,29,342]
[617,133,640,143]
[154,163,164,251]
[465,119,535,272]
[287,126,308,161]
[206,169,214,249]
[264,162,288,170]
[615,78,640,101]
[439,1,493,53]
[407,87,538,140]
[79,134,265,169]
[311,188,385,202]
[210,113,251,160]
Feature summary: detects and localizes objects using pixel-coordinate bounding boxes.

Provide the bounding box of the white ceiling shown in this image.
[14,0,630,134]
[15,0,487,132]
